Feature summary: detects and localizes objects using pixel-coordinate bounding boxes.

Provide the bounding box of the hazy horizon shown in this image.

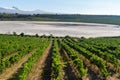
[0,0,120,15]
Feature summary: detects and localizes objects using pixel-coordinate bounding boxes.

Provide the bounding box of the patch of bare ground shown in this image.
[0,50,36,80]
[118,59,120,65]
[106,73,120,80]
[26,42,52,80]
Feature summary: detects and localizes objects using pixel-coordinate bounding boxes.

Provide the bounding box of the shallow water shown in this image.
[0,21,120,38]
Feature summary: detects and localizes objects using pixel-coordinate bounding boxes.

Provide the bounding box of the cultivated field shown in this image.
[0,21,120,37]
[0,34,120,80]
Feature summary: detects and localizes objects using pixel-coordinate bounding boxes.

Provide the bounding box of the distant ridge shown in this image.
[0,7,50,14]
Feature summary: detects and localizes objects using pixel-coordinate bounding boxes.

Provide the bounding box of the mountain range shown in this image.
[0,7,49,14]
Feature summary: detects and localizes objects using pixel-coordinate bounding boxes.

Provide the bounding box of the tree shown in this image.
[20,32,24,37]
[13,32,17,36]
[35,34,39,37]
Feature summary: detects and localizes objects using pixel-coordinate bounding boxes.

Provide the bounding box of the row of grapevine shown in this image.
[78,37,120,59]
[66,38,119,69]
[51,39,64,80]
[0,35,50,73]
[63,39,109,77]
[0,48,30,72]
[0,34,120,80]
[60,40,88,79]
[0,35,32,58]
[0,35,49,58]
[18,39,50,80]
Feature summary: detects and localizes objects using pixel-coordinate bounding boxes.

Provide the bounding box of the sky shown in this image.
[0,0,120,15]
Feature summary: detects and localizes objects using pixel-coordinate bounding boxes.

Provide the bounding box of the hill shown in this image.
[0,7,49,14]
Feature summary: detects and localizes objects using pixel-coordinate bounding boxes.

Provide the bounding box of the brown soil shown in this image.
[118,59,120,65]
[106,73,120,80]
[27,42,52,80]
[0,50,36,80]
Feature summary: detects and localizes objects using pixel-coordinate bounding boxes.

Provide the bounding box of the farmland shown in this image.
[1,14,120,25]
[0,34,120,80]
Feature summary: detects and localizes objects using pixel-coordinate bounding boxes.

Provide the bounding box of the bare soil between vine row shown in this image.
[0,50,36,80]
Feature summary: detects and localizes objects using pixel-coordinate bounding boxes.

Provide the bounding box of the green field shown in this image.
[1,13,120,25]
[0,34,120,80]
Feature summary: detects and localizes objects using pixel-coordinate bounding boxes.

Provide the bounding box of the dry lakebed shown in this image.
[0,21,120,37]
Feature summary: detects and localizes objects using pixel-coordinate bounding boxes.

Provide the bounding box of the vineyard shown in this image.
[0,34,120,80]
